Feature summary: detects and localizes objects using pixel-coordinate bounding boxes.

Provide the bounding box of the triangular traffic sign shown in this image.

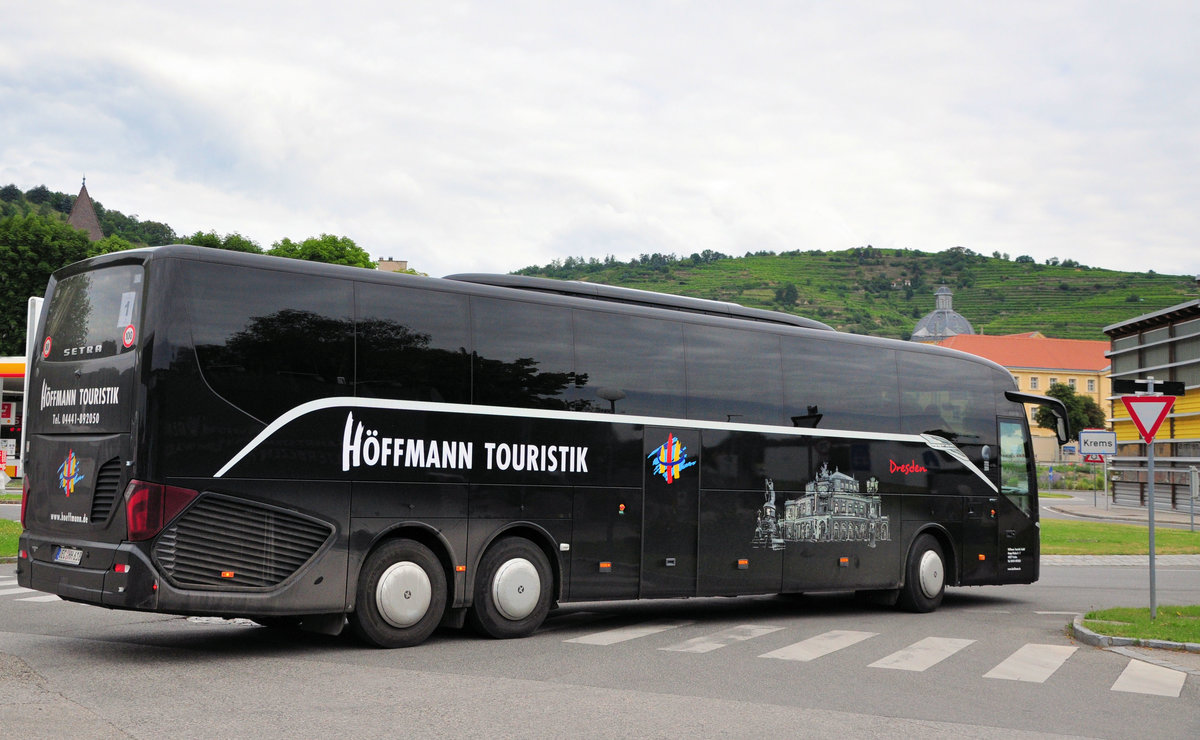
[1120,395,1175,443]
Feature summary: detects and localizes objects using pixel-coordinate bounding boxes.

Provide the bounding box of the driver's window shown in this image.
[1000,419,1033,514]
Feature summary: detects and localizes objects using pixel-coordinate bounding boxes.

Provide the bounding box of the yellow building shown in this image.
[1104,299,1200,509]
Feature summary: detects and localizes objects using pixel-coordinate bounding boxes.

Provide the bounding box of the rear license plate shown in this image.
[53,546,83,566]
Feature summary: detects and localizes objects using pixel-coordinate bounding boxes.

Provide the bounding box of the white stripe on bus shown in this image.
[213,396,996,492]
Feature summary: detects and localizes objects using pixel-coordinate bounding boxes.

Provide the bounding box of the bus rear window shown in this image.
[42,266,144,362]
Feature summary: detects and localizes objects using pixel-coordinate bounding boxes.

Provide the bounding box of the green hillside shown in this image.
[514,247,1196,341]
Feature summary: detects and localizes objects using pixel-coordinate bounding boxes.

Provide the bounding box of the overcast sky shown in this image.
[2,2,1198,278]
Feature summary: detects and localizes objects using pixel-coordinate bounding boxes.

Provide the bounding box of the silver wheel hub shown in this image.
[491,557,540,621]
[917,549,944,599]
[376,561,432,628]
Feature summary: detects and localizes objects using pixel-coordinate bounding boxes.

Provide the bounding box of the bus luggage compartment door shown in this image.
[641,428,700,598]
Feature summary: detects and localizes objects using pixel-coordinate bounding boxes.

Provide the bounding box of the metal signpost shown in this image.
[1191,465,1198,533]
[1120,380,1176,620]
[1079,428,1117,508]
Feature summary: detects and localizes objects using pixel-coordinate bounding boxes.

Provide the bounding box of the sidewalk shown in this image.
[1043,489,1200,530]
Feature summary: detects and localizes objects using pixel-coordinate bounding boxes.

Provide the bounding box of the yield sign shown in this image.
[1120,395,1175,443]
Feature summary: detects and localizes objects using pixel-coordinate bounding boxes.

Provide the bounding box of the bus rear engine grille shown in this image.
[90,458,123,522]
[153,495,333,589]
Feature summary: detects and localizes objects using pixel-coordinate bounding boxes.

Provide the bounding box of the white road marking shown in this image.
[0,587,34,597]
[566,620,693,645]
[759,630,878,662]
[984,644,1077,683]
[660,624,784,654]
[869,637,976,672]
[16,595,60,603]
[1111,659,1187,697]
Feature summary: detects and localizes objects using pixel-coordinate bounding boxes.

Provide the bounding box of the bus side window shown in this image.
[188,264,354,423]
[685,325,784,425]
[781,337,900,432]
[570,310,686,418]
[471,297,574,410]
[355,283,471,404]
[898,352,996,444]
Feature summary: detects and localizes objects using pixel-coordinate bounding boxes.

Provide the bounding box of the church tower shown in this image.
[67,178,104,241]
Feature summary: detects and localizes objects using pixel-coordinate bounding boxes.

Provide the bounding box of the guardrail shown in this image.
[1108,460,1199,511]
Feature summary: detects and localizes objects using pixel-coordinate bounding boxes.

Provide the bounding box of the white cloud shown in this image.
[2,1,1198,278]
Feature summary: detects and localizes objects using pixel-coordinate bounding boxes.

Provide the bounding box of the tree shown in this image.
[24,185,50,204]
[268,234,374,268]
[137,220,177,246]
[774,282,798,305]
[182,230,263,253]
[86,235,137,258]
[1034,383,1105,441]
[219,232,262,253]
[0,184,21,202]
[0,212,91,354]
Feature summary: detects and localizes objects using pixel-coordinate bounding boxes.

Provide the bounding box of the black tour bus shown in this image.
[17,245,1066,647]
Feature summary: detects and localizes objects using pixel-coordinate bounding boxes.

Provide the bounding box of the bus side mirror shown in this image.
[1053,408,1069,446]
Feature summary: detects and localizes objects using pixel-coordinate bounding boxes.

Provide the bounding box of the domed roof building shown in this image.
[910,286,974,343]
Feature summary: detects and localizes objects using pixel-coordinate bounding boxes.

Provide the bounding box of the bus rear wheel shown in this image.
[469,538,552,639]
[352,539,447,648]
[898,534,945,613]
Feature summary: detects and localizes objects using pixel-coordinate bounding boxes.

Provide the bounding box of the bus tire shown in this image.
[898,534,945,613]
[352,539,447,648]
[469,538,552,639]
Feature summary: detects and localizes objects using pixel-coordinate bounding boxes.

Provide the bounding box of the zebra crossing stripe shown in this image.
[759,630,878,662]
[566,620,692,645]
[0,587,34,597]
[868,637,976,672]
[16,595,60,603]
[1111,659,1187,697]
[984,644,1077,683]
[660,624,784,653]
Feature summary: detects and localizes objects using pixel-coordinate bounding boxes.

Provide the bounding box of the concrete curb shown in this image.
[1072,615,1200,660]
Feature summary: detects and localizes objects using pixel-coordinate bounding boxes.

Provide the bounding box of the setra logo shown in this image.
[58,449,85,497]
[648,433,697,484]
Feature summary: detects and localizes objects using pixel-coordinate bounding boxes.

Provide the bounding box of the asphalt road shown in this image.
[2,559,1198,739]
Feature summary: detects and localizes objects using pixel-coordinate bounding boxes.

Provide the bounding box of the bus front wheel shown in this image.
[469,537,552,639]
[898,534,945,613]
[352,539,447,648]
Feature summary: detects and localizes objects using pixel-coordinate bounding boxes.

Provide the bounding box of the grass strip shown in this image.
[1083,605,1200,644]
[1041,519,1200,555]
[0,520,20,558]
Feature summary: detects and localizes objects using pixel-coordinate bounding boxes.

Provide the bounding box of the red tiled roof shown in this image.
[935,333,1110,372]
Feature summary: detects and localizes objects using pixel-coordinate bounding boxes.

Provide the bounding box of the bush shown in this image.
[1037,462,1105,491]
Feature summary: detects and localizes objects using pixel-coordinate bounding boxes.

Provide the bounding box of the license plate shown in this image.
[53,546,83,566]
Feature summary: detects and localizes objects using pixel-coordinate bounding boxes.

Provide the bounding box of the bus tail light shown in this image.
[125,480,199,541]
[20,476,29,527]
